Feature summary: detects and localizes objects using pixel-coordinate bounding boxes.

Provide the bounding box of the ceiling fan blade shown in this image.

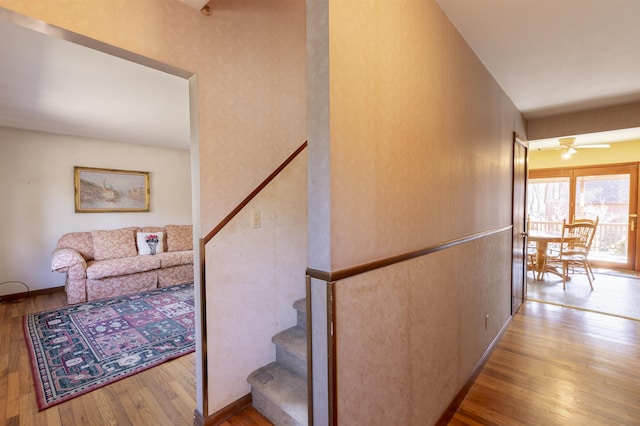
[575,144,610,149]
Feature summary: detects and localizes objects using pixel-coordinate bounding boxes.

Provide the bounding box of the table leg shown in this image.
[535,241,548,281]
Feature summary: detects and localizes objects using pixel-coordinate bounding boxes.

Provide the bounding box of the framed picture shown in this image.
[74,166,150,213]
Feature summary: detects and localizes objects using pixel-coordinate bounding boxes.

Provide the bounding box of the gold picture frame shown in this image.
[74,166,150,213]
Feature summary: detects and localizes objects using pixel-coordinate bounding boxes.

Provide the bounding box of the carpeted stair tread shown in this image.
[247,362,307,425]
[293,298,306,313]
[293,298,306,329]
[272,326,307,379]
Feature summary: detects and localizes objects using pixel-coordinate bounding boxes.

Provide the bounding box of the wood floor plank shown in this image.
[7,284,638,425]
[1,290,198,425]
[44,406,62,426]
[6,371,20,419]
[221,407,273,425]
[449,300,640,425]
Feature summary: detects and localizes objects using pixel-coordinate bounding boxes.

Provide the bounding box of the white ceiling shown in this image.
[0,18,191,150]
[436,0,640,148]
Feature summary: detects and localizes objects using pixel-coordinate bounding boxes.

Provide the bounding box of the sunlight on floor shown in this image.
[526,269,640,321]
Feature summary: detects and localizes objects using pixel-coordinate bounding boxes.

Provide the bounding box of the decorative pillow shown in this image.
[142,226,167,251]
[91,228,138,261]
[136,232,165,255]
[166,225,193,252]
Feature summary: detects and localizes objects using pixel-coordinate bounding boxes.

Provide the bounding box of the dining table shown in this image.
[527,231,569,281]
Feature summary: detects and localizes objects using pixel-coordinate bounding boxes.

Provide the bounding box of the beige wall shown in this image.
[336,231,511,425]
[0,0,200,73]
[4,0,534,422]
[528,101,640,141]
[323,0,523,269]
[2,0,308,416]
[308,0,525,423]
[195,0,307,411]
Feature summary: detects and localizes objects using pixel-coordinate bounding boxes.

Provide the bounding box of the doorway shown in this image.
[528,163,639,271]
[0,7,201,421]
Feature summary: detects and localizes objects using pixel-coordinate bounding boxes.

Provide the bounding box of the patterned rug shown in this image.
[23,283,195,410]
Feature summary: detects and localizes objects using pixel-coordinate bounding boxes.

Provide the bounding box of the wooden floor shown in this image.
[3,291,639,425]
[0,290,198,426]
[449,300,640,425]
[219,407,273,425]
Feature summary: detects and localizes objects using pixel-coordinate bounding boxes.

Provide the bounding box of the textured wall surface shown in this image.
[197,0,307,233]
[2,0,308,416]
[0,0,200,73]
[206,152,307,408]
[335,231,511,424]
[307,0,525,421]
[195,0,308,410]
[528,101,640,141]
[311,0,523,271]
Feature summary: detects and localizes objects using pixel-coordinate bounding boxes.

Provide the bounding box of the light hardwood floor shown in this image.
[4,290,639,425]
[449,300,640,425]
[1,290,197,426]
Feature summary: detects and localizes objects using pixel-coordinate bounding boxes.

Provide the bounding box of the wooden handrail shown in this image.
[202,140,307,245]
[306,225,512,282]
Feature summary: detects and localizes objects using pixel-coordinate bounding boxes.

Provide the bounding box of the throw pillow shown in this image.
[141,226,167,252]
[91,228,138,260]
[166,224,193,252]
[136,232,165,255]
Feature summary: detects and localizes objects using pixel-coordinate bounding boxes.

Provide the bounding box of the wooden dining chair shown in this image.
[526,215,537,279]
[545,217,599,290]
[571,217,599,280]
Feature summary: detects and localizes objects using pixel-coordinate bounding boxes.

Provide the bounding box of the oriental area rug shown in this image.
[23,283,195,410]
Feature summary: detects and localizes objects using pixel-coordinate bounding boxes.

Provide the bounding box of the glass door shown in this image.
[527,173,570,233]
[573,165,638,270]
[529,164,638,271]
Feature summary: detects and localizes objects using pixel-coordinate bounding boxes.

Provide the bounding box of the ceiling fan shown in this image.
[559,137,610,158]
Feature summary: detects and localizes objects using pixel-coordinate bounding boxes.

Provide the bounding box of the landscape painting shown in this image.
[74,166,150,212]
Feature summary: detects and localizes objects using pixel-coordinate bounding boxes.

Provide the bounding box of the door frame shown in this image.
[512,132,528,315]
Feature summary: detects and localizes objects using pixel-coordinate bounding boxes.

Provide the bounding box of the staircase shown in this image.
[247,298,308,425]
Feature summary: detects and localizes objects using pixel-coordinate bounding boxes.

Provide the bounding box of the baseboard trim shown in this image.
[0,284,64,302]
[435,315,513,425]
[196,393,253,426]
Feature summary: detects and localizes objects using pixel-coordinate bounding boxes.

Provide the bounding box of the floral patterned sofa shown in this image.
[51,225,193,304]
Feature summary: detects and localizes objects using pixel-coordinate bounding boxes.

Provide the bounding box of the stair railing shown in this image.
[198,140,307,418]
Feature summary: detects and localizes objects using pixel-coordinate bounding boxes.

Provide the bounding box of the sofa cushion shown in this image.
[57,232,94,261]
[156,251,193,268]
[136,231,165,255]
[86,255,160,280]
[166,225,193,252]
[91,227,138,260]
[87,271,157,301]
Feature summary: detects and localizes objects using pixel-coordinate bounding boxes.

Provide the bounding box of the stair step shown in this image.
[272,326,307,379]
[293,298,306,329]
[248,362,308,426]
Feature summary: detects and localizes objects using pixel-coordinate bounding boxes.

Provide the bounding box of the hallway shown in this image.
[450,300,640,425]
